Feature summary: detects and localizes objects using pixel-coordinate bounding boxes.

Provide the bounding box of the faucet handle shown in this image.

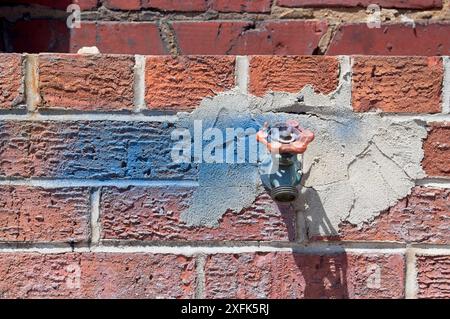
[256,120,314,154]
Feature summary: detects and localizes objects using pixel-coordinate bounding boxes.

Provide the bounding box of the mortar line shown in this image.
[90,188,101,245]
[0,244,409,255]
[24,54,40,112]
[3,239,450,251]
[235,56,249,94]
[195,254,206,299]
[0,179,199,188]
[413,247,450,255]
[405,247,418,299]
[133,55,146,112]
[443,56,450,114]
[415,178,450,188]
[380,113,450,122]
[0,113,178,122]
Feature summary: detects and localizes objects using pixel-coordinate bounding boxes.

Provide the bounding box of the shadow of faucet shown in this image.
[285,168,350,299]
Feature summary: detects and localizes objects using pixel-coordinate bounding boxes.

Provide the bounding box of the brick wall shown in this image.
[0,52,448,299]
[0,0,449,55]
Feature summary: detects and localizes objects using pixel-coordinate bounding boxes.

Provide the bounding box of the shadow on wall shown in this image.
[276,169,349,299]
[0,1,71,53]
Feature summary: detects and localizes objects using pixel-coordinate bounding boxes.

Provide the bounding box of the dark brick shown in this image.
[173,20,328,55]
[327,23,450,56]
[70,22,165,55]
[278,0,443,9]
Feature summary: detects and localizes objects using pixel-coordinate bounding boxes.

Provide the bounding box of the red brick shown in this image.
[8,19,69,53]
[0,54,24,109]
[100,187,296,241]
[204,252,405,299]
[145,56,235,110]
[278,0,442,9]
[39,54,135,111]
[0,253,195,298]
[423,123,450,177]
[417,255,450,299]
[70,22,165,55]
[352,56,443,113]
[249,56,339,96]
[103,0,141,10]
[212,0,272,12]
[173,20,328,55]
[316,187,450,244]
[327,23,450,56]
[0,186,90,242]
[104,0,207,11]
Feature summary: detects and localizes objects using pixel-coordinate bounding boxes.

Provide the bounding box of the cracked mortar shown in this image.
[176,59,427,236]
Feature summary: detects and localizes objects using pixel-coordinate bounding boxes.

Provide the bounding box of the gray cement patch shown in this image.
[177,89,426,234]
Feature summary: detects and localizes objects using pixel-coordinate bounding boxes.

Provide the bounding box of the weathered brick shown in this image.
[0,253,195,298]
[249,56,339,96]
[100,187,296,241]
[8,19,69,53]
[417,255,450,299]
[70,22,165,55]
[327,23,450,56]
[278,0,443,9]
[0,186,90,242]
[0,54,24,109]
[39,54,134,111]
[145,56,235,110]
[204,252,405,299]
[0,121,197,179]
[352,56,443,113]
[172,20,328,55]
[423,123,450,177]
[212,0,272,12]
[104,0,207,11]
[315,187,450,244]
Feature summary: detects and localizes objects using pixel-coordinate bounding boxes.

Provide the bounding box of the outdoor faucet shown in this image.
[256,120,315,203]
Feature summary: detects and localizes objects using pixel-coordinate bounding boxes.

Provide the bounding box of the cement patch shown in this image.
[177,90,427,234]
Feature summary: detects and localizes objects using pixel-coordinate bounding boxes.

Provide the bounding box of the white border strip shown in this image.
[133,55,146,111]
[90,188,101,244]
[443,57,450,114]
[0,113,178,122]
[0,179,199,188]
[0,244,409,256]
[235,56,249,94]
